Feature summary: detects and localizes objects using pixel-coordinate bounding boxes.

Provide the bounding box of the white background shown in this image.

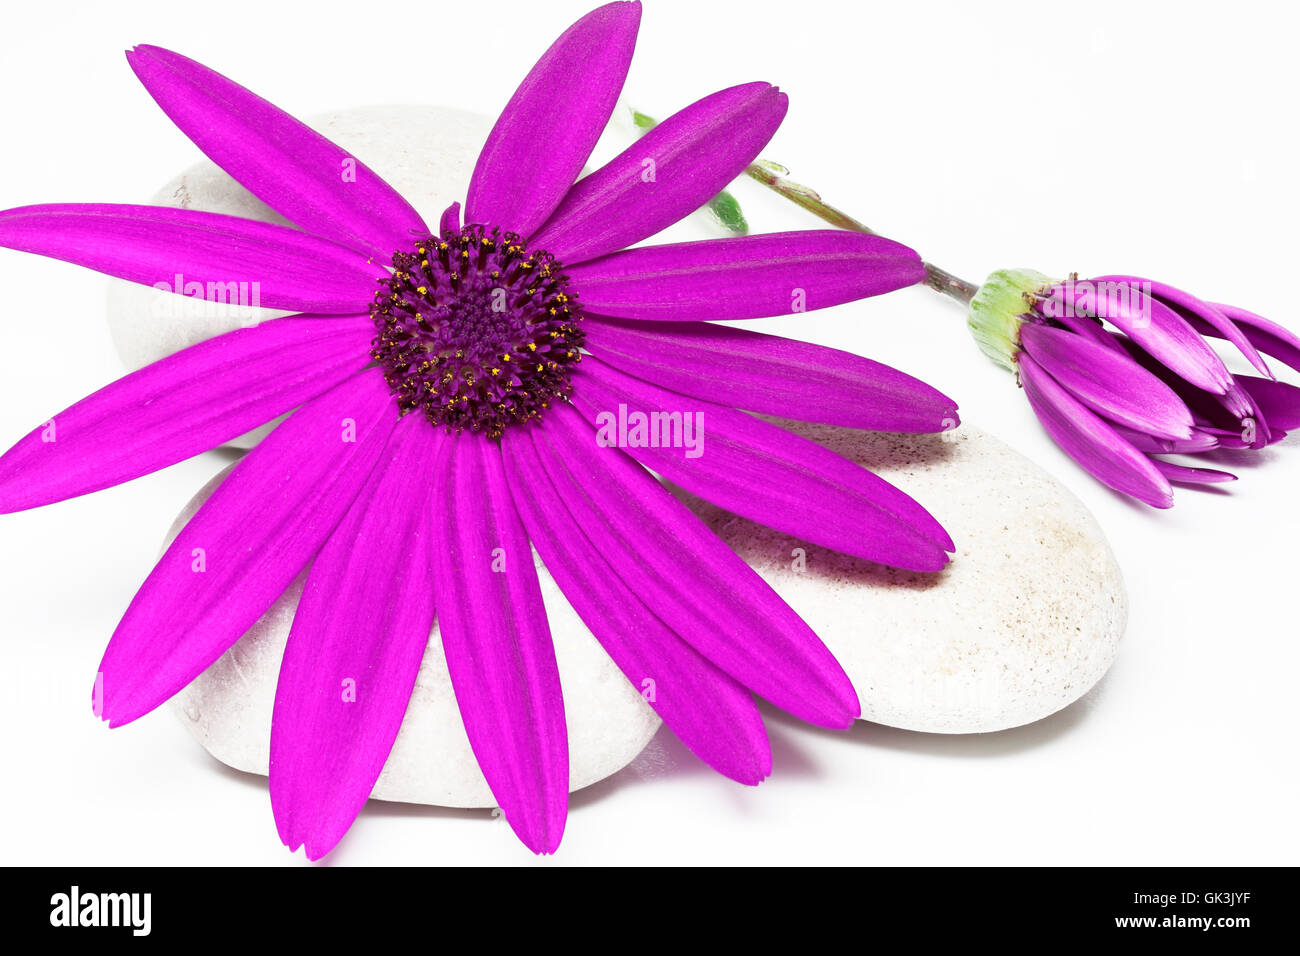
[0,0,1296,865]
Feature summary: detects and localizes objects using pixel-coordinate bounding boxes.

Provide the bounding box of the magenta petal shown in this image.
[1047,311,1128,355]
[535,401,860,729]
[567,231,925,321]
[1129,276,1274,379]
[1019,323,1195,441]
[95,372,398,727]
[1152,459,1237,485]
[0,204,377,313]
[1188,407,1268,449]
[270,417,440,860]
[1115,335,1266,443]
[430,434,567,854]
[0,316,373,513]
[1201,424,1285,449]
[500,428,771,784]
[439,201,461,237]
[1018,353,1174,508]
[570,358,953,569]
[531,83,787,263]
[1223,381,1272,447]
[466,1,641,239]
[1109,423,1219,455]
[584,316,959,432]
[1235,375,1300,430]
[1051,278,1234,395]
[1209,302,1300,376]
[128,45,428,260]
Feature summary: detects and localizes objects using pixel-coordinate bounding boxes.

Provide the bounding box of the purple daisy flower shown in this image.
[968,269,1300,507]
[0,1,960,858]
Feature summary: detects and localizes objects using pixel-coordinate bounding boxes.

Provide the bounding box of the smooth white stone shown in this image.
[104,105,496,448]
[168,465,662,808]
[687,421,1126,734]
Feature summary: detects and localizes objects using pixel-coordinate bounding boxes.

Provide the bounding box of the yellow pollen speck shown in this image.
[416,286,427,295]
[502,353,512,362]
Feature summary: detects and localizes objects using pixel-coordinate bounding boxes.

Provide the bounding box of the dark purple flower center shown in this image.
[370,224,585,438]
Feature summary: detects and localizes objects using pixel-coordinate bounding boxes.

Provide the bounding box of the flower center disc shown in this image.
[370,225,585,438]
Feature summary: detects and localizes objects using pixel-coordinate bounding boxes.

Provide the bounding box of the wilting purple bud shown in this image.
[968,268,1300,507]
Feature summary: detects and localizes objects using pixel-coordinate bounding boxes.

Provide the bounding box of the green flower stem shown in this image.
[626,108,977,304]
[743,160,979,306]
